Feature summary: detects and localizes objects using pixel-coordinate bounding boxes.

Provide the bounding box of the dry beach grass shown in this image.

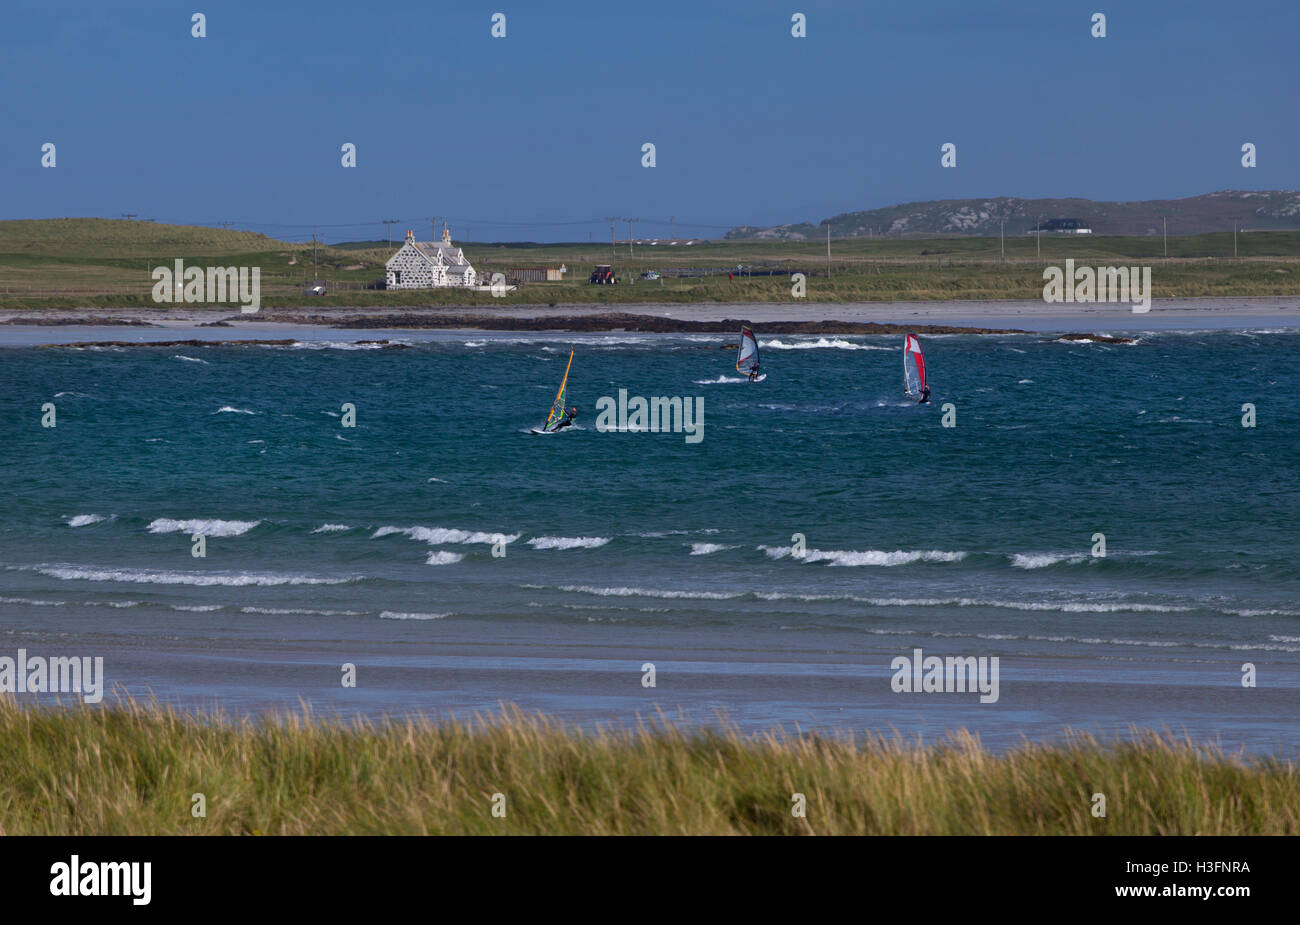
[0,696,1294,835]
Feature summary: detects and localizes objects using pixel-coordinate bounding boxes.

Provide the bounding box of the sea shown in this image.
[2,321,1298,755]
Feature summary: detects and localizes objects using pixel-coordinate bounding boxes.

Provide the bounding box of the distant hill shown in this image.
[0,218,291,257]
[726,191,1300,240]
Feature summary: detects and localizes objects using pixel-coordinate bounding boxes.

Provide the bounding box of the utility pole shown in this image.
[312,229,318,282]
[425,217,438,242]
[1036,215,1043,260]
[826,224,831,279]
[628,219,634,258]
[382,219,400,251]
[610,218,616,270]
[1234,222,1238,258]
[670,215,675,242]
[1000,219,1005,263]
[1163,217,1167,258]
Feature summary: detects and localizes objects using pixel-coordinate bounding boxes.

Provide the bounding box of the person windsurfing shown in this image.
[554,405,578,430]
[903,334,928,404]
[737,325,761,381]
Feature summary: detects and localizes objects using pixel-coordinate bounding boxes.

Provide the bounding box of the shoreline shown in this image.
[2,295,1299,344]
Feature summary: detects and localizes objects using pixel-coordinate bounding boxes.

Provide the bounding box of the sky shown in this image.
[3,0,1297,243]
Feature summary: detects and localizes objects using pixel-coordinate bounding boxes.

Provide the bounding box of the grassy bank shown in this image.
[1,219,1298,310]
[0,698,1294,835]
[2,262,1298,313]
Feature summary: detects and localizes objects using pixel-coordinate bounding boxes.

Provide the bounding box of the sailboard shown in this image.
[736,325,765,381]
[531,346,575,434]
[903,333,927,400]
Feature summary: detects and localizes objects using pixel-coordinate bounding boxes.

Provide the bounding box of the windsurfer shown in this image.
[554,405,578,430]
[918,386,930,404]
[748,364,760,381]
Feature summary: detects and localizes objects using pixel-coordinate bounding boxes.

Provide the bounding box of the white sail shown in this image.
[736,326,759,374]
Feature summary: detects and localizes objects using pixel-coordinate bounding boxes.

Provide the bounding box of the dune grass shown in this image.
[0,696,1294,835]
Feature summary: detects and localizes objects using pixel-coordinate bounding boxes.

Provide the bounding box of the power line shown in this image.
[381,219,400,250]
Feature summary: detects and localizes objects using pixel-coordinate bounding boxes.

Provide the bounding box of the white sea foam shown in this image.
[527,536,611,550]
[148,518,260,537]
[1010,553,1090,569]
[35,566,350,586]
[267,340,406,351]
[754,591,1192,614]
[240,606,362,616]
[373,526,518,545]
[66,514,107,527]
[172,354,209,364]
[758,545,966,566]
[0,596,66,607]
[214,406,258,414]
[695,375,749,384]
[558,584,742,600]
[312,524,351,534]
[171,604,224,612]
[380,610,451,620]
[761,338,885,351]
[425,551,465,565]
[634,529,720,537]
[689,543,738,555]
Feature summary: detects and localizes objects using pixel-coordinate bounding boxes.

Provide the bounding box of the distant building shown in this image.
[385,227,478,289]
[1033,218,1093,235]
[508,265,567,283]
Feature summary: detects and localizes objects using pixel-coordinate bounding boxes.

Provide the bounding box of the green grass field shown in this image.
[1,218,1297,310]
[0,697,1294,835]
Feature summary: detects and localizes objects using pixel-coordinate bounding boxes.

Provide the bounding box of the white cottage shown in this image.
[385,227,478,289]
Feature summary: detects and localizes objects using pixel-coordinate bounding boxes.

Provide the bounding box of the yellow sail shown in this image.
[545,346,575,429]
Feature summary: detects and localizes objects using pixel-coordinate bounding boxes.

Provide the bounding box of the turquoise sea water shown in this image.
[2,329,1298,752]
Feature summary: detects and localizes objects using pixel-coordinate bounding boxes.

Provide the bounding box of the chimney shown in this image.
[441,224,452,244]
[405,229,414,243]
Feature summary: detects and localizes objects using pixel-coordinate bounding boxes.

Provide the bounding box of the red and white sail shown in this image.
[903,334,926,395]
[736,326,760,375]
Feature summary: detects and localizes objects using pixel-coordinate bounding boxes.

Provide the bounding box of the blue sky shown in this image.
[3,0,1297,242]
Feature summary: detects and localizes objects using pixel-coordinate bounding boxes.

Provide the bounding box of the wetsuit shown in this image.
[918,388,931,404]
